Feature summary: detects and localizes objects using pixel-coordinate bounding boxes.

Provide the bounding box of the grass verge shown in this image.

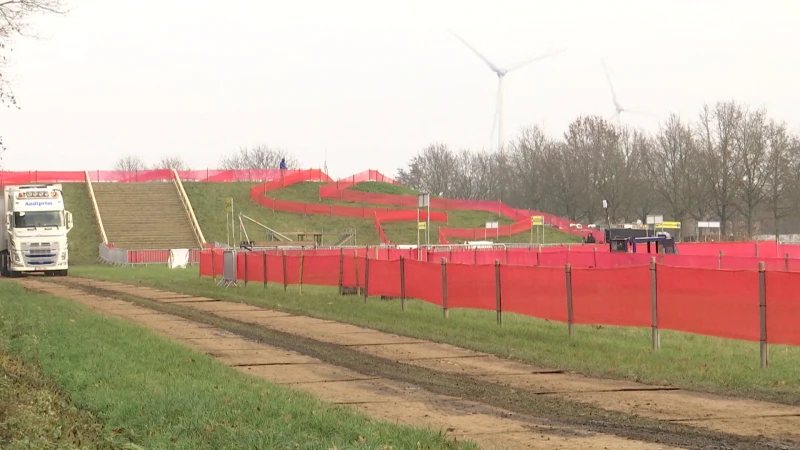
[72,264,800,406]
[0,350,118,449]
[0,280,471,449]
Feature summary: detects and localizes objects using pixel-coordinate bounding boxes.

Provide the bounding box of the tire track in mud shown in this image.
[22,277,800,450]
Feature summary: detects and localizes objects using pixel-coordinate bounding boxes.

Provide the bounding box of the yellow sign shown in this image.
[225,197,233,213]
[531,215,544,226]
[418,222,426,230]
[661,221,681,229]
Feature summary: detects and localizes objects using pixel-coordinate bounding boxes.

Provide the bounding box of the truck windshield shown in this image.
[14,211,63,228]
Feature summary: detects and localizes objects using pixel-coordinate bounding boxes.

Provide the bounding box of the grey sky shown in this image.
[0,0,795,178]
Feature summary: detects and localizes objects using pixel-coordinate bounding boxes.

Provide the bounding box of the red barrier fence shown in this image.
[0,169,303,184]
[199,249,800,355]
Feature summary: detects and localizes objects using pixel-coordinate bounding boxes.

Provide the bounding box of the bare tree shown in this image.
[734,108,769,237]
[0,0,68,157]
[645,114,700,229]
[696,101,743,235]
[764,120,800,239]
[622,128,661,223]
[219,145,297,170]
[508,126,550,210]
[114,155,148,172]
[396,143,458,197]
[154,156,191,171]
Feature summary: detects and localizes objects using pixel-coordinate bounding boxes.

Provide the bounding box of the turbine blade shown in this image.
[600,57,620,108]
[506,48,566,72]
[448,28,500,73]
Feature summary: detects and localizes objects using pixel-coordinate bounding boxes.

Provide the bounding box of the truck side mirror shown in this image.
[65,211,73,230]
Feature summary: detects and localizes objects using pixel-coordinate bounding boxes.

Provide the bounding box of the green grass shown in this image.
[184,182,579,246]
[62,183,103,265]
[0,280,471,449]
[0,349,116,449]
[349,181,419,196]
[73,264,800,406]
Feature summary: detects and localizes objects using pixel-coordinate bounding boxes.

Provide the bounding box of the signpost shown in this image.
[531,215,544,244]
[225,197,234,247]
[417,193,430,259]
[646,215,664,237]
[697,221,721,241]
[486,221,499,239]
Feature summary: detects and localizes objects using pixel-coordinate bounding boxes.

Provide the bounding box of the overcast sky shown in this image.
[0,0,795,178]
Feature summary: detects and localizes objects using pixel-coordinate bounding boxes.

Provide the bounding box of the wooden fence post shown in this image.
[441,258,448,319]
[759,262,768,368]
[593,247,598,268]
[495,260,503,326]
[244,252,249,287]
[650,257,660,350]
[755,242,759,257]
[298,252,304,295]
[565,264,573,337]
[364,254,370,303]
[211,250,216,282]
[354,250,361,295]
[785,253,790,272]
[537,246,541,266]
[263,251,267,291]
[718,250,724,269]
[338,249,344,295]
[400,256,407,312]
[282,251,288,292]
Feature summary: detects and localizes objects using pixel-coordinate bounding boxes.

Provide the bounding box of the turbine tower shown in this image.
[601,58,657,127]
[449,29,565,153]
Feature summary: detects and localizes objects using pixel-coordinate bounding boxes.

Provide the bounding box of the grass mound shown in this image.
[349,181,418,196]
[185,182,580,246]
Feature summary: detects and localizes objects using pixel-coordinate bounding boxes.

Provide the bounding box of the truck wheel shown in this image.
[0,252,7,278]
[56,270,68,277]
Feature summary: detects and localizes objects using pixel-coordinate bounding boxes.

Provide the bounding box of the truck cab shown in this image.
[0,184,73,277]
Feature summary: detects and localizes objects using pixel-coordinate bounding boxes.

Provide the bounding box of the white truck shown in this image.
[0,184,73,277]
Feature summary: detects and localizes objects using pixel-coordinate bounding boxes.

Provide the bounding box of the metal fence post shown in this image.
[495,260,503,326]
[211,249,217,282]
[566,264,574,337]
[441,258,448,319]
[759,262,768,368]
[354,250,360,295]
[650,257,660,350]
[718,250,724,269]
[785,253,790,272]
[400,256,407,312]
[263,251,268,291]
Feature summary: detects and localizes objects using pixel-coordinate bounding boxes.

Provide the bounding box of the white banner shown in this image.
[168,249,190,269]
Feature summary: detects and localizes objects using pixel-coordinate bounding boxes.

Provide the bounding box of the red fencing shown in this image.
[199,249,800,349]
[0,169,302,184]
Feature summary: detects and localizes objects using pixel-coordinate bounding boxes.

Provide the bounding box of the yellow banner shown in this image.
[661,221,681,229]
[531,215,544,226]
[225,197,233,213]
[418,222,426,230]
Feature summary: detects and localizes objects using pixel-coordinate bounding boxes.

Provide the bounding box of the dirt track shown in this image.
[17,277,800,450]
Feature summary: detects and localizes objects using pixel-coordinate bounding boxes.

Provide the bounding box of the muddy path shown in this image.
[21,277,800,449]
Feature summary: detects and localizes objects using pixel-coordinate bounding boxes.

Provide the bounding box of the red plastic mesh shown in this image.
[404,260,443,306]
[571,266,651,327]
[764,272,800,345]
[367,259,402,298]
[445,263,497,311]
[300,255,340,287]
[500,266,567,322]
[657,266,759,341]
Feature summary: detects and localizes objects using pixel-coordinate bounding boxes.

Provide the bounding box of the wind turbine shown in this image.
[449,29,565,153]
[600,58,658,127]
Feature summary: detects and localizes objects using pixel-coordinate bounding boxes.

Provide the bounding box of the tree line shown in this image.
[114,145,298,173]
[395,101,800,240]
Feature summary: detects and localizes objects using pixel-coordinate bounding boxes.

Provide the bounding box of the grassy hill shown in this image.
[184,181,580,246]
[62,183,104,265]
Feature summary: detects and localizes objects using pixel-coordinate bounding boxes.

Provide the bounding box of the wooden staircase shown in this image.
[92,182,201,249]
